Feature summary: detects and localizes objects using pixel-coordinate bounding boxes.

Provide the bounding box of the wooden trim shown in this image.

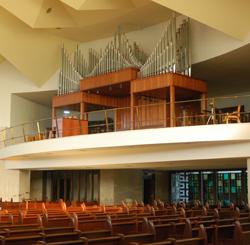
[131,74,171,93]
[52,92,82,108]
[82,92,123,108]
[131,73,207,94]
[80,68,139,91]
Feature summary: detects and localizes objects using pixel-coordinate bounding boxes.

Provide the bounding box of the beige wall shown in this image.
[100,170,143,204]
[30,171,43,200]
[0,162,30,201]
[113,170,143,204]
[155,171,170,202]
[19,170,31,200]
[0,61,57,128]
[100,170,115,204]
[10,94,51,127]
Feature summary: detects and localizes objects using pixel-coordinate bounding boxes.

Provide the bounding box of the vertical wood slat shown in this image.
[78,171,81,202]
[64,172,67,201]
[71,171,74,201]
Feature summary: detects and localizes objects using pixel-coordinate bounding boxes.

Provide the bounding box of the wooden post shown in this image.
[78,171,81,202]
[80,102,86,120]
[105,111,109,132]
[170,85,176,127]
[52,107,56,119]
[200,93,207,113]
[201,93,207,125]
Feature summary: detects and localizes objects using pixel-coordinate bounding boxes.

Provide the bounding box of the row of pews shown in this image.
[0,200,249,244]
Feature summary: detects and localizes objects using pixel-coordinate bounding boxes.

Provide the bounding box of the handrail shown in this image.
[1,93,250,148]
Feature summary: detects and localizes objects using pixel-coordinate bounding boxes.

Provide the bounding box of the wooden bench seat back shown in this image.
[215,224,235,245]
[43,231,81,243]
[112,221,139,235]
[81,235,123,245]
[234,221,250,245]
[0,234,43,245]
[122,233,155,245]
[148,221,174,242]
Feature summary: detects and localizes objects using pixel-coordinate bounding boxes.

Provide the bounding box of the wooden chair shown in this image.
[223,105,241,123]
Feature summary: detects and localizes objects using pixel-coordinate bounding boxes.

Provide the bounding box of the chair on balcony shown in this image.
[223,105,241,124]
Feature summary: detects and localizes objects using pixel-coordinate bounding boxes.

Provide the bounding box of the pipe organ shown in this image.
[58,14,191,95]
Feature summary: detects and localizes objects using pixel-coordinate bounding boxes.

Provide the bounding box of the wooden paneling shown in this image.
[82,92,125,108]
[131,73,207,94]
[80,68,139,91]
[52,92,82,107]
[173,73,207,93]
[115,108,131,131]
[131,74,171,93]
[54,118,88,137]
[134,96,166,129]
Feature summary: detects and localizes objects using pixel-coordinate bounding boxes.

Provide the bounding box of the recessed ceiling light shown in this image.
[46,8,52,14]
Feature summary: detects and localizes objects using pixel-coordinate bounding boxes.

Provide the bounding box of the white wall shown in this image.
[10,95,51,126]
[0,61,58,128]
[0,163,30,201]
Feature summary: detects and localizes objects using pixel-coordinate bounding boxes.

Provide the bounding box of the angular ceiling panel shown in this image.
[0,0,44,27]
[0,0,76,28]
[59,0,135,10]
[0,55,5,64]
[33,0,76,28]
[152,0,250,40]
[0,7,77,86]
[48,2,172,41]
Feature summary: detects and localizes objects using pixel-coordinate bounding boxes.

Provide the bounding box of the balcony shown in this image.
[0,94,250,171]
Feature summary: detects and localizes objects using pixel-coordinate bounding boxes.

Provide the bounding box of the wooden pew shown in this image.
[130,224,207,245]
[214,224,235,245]
[80,235,124,245]
[37,240,85,245]
[0,234,43,245]
[43,213,74,228]
[41,231,82,243]
[121,232,155,245]
[233,221,250,245]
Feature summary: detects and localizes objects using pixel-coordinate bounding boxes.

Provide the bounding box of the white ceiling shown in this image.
[192,43,250,96]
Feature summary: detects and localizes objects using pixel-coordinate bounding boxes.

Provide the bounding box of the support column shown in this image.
[80,102,87,120]
[247,159,250,204]
[52,107,56,119]
[201,93,207,124]
[201,93,207,113]
[170,85,176,127]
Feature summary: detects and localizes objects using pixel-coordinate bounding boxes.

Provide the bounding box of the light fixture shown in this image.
[63,110,70,115]
[96,90,99,94]
[46,8,52,14]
